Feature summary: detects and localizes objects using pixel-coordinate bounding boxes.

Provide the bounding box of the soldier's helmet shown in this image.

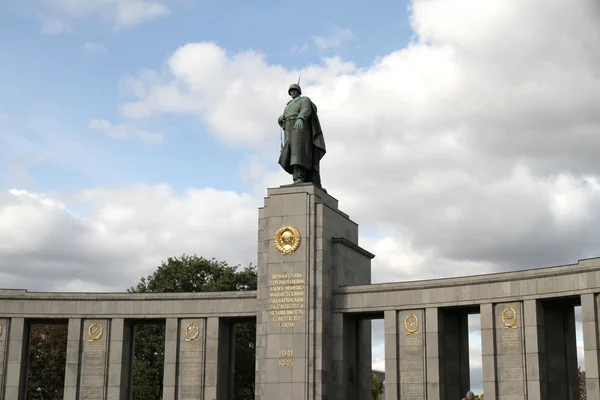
[288,83,302,95]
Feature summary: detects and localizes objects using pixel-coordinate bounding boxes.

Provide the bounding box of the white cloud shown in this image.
[41,0,170,27]
[0,187,259,291]
[40,16,71,35]
[83,42,107,53]
[116,0,600,281]
[88,118,163,144]
[312,26,354,50]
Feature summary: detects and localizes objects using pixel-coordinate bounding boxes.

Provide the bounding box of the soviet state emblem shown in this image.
[274,226,301,255]
[502,307,517,329]
[88,323,103,342]
[404,314,419,334]
[185,322,200,341]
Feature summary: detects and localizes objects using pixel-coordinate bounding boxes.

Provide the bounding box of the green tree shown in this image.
[25,323,68,400]
[129,255,257,400]
[129,323,165,400]
[372,373,384,400]
[579,366,586,400]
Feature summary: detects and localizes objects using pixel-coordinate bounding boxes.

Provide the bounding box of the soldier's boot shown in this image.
[292,165,306,183]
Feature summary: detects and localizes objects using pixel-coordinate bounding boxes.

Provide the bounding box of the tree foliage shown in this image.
[129,324,166,400]
[579,366,587,400]
[129,254,257,400]
[372,373,384,400]
[25,323,68,400]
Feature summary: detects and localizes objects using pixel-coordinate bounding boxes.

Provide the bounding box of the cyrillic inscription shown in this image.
[269,273,305,328]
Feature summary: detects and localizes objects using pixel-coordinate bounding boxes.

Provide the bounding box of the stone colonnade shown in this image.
[0,277,600,400]
[0,316,240,400]
[0,291,255,400]
[335,257,600,400]
[379,299,593,400]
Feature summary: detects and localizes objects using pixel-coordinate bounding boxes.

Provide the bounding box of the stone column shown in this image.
[493,301,527,400]
[342,316,358,400]
[162,318,178,400]
[582,293,600,399]
[4,318,27,400]
[358,319,372,399]
[523,299,545,400]
[204,317,220,399]
[176,318,207,399]
[330,312,345,400]
[79,319,110,399]
[63,318,82,400]
[425,308,441,400]
[480,303,497,399]
[398,309,426,399]
[0,318,9,399]
[384,310,398,400]
[106,318,133,400]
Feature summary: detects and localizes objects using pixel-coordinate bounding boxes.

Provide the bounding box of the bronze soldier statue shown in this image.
[277,83,326,189]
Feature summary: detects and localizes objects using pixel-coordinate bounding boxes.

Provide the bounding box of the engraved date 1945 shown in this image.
[278,350,294,368]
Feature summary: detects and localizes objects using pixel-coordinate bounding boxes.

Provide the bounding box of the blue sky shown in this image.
[0,0,413,195]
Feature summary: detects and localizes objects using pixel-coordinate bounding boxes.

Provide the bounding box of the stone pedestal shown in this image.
[255,184,373,400]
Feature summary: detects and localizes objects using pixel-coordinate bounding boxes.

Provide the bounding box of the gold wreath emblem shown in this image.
[88,323,103,342]
[502,307,517,329]
[404,314,419,334]
[185,322,200,341]
[274,226,301,255]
